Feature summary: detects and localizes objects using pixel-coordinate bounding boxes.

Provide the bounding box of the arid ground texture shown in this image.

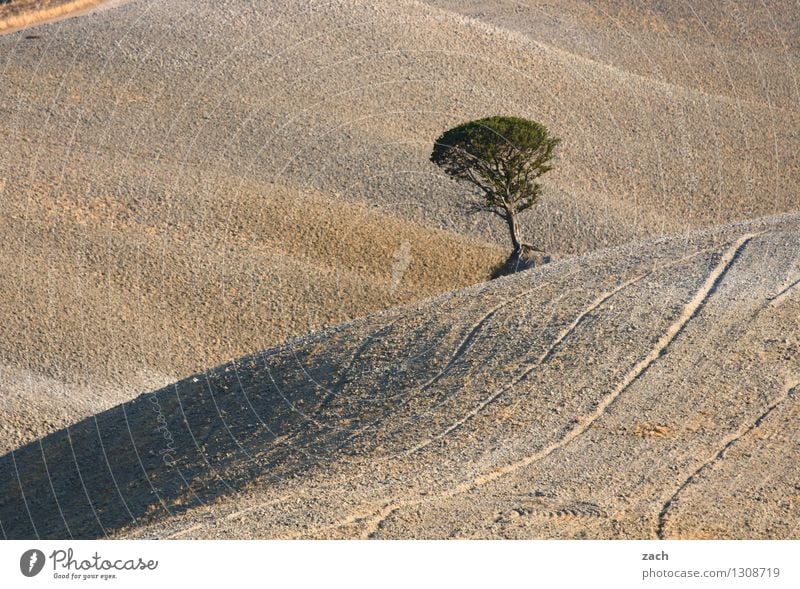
[0,0,797,539]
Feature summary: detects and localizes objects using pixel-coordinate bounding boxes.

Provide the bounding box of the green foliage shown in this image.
[430,116,560,254]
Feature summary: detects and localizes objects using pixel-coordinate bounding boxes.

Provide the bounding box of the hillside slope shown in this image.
[1,0,797,450]
[1,213,797,539]
[424,0,799,109]
[0,0,114,34]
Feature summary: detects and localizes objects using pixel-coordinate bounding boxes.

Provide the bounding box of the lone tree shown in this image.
[431,116,560,259]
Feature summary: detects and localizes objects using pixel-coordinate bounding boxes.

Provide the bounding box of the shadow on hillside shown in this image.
[0,330,374,539]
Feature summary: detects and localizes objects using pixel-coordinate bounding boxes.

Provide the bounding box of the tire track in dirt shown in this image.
[163,493,293,539]
[401,248,711,457]
[496,501,605,523]
[656,379,799,539]
[400,271,651,457]
[138,235,766,539]
[325,267,584,458]
[412,285,549,392]
[768,275,800,308]
[270,287,528,433]
[333,234,759,538]
[316,321,402,410]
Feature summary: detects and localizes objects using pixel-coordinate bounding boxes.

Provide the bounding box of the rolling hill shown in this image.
[1,214,798,539]
[0,0,797,539]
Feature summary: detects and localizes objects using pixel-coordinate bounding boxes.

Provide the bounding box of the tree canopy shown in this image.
[431,116,560,255]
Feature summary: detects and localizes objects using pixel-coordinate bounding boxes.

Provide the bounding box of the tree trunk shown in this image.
[505,210,523,254]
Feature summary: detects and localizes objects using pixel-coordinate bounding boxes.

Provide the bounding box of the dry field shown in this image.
[2,214,798,539]
[0,0,797,539]
[0,0,110,34]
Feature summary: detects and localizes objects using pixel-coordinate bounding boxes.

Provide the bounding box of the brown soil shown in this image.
[1,214,797,539]
[0,0,116,34]
[0,0,797,539]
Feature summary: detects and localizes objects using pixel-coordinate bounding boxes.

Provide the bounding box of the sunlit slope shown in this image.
[424,0,799,108]
[1,0,797,405]
[0,0,110,34]
[3,0,795,250]
[0,168,502,452]
[1,214,797,539]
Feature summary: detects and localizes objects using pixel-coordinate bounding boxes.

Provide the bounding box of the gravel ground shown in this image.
[0,0,797,538]
[0,0,117,34]
[1,213,797,539]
